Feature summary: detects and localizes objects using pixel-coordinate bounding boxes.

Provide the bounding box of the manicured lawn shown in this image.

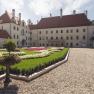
[12,48,68,71]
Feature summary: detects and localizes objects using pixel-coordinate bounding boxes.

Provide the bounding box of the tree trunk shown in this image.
[4,66,11,88]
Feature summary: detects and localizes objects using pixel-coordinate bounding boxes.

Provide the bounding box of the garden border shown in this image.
[0,49,70,82]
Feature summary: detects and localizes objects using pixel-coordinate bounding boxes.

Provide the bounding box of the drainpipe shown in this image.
[10,23,11,39]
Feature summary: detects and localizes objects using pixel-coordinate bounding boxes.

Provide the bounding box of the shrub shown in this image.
[3,39,16,53]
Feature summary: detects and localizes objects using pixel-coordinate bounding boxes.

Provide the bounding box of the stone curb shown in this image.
[0,49,70,82]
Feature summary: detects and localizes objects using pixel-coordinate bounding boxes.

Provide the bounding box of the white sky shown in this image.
[0,0,94,23]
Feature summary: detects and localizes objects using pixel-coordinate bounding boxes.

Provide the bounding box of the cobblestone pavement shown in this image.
[0,48,94,94]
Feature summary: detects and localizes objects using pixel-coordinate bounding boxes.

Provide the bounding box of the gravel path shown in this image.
[0,48,94,94]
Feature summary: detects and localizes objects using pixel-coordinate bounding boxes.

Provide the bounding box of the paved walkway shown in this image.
[0,48,94,94]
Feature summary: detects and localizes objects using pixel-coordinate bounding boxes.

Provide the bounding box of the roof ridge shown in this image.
[42,13,85,19]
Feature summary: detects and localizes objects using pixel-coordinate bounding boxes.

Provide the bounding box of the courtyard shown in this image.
[0,48,94,94]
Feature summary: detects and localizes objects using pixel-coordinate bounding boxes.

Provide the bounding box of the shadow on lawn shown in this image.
[0,85,18,94]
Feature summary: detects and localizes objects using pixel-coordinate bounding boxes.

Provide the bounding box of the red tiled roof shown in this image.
[0,11,19,24]
[0,12,11,23]
[0,29,11,38]
[31,13,91,29]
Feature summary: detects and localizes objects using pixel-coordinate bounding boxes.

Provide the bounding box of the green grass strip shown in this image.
[12,48,69,71]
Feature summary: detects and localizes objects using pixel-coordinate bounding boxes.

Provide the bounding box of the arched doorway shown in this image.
[22,39,26,47]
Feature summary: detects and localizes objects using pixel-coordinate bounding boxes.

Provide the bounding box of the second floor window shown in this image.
[83,29,86,32]
[61,30,63,33]
[76,36,79,40]
[70,36,73,40]
[39,37,41,40]
[46,31,48,34]
[83,36,86,40]
[21,29,24,35]
[51,31,53,34]
[56,37,58,39]
[66,30,69,33]
[76,29,79,33]
[61,37,63,39]
[56,30,58,33]
[2,26,3,30]
[17,35,19,39]
[66,36,69,40]
[39,31,41,34]
[51,37,53,40]
[17,27,19,31]
[14,35,15,39]
[46,37,48,40]
[71,30,73,33]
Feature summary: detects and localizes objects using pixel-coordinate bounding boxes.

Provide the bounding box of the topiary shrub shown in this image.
[0,39,21,88]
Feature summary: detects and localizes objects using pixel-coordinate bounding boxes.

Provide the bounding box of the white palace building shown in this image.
[0,9,94,48]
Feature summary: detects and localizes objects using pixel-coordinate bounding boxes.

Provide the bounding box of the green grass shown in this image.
[12,48,69,71]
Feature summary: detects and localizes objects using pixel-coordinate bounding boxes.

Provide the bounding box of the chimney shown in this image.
[12,9,15,19]
[60,8,63,18]
[85,10,88,16]
[73,10,76,15]
[50,13,52,17]
[5,10,7,13]
[19,13,21,22]
[37,20,39,24]
[27,19,32,25]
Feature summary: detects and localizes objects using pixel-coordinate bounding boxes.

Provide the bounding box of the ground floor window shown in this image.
[70,43,73,47]
[76,43,79,46]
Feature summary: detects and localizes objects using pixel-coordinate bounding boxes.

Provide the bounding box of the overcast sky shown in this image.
[0,0,94,24]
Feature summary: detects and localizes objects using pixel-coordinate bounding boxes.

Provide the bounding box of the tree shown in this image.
[0,39,21,88]
[3,39,16,55]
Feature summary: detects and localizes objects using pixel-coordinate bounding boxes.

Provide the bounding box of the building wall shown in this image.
[0,22,31,47]
[0,22,94,48]
[31,26,89,47]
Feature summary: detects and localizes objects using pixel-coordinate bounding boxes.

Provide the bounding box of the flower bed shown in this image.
[20,50,50,59]
[26,47,47,51]
[0,48,69,76]
[0,53,2,57]
[1,52,26,56]
[19,47,63,59]
[10,48,69,76]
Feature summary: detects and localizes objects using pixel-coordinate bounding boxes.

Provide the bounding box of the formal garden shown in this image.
[0,39,69,88]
